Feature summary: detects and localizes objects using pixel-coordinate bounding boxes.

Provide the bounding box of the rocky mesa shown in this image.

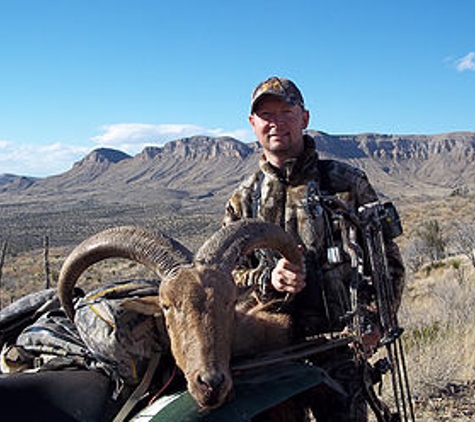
[1,131,474,203]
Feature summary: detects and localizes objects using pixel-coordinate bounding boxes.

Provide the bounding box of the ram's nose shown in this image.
[191,369,232,408]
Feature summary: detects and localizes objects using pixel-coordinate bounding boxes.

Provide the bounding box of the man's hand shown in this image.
[343,323,382,358]
[361,324,382,357]
[271,254,306,294]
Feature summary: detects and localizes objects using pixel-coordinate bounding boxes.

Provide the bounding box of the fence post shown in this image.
[0,240,8,310]
[44,235,51,289]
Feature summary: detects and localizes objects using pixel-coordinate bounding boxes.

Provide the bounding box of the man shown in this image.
[223,76,405,421]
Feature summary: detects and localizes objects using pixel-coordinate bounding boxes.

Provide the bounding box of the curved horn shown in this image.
[58,226,193,320]
[194,219,301,272]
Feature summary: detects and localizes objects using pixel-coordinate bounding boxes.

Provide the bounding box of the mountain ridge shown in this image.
[1,131,474,203]
[2,131,474,254]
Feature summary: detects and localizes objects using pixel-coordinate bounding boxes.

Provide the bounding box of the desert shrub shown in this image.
[406,321,441,347]
[402,235,427,273]
[447,221,475,268]
[403,219,447,273]
[417,220,446,262]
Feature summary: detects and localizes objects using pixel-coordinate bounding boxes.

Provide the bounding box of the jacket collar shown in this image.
[259,134,320,184]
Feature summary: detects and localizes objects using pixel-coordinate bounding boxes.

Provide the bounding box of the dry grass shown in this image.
[366,255,475,421]
[395,257,475,421]
[0,248,158,306]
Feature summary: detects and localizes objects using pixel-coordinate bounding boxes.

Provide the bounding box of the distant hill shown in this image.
[1,131,474,253]
[2,131,474,202]
[0,136,260,207]
[307,130,475,199]
[0,174,38,193]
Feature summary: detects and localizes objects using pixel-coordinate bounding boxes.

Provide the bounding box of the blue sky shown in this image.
[1,0,474,177]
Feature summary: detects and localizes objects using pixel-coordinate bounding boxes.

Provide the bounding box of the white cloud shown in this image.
[0,142,88,178]
[0,139,12,148]
[91,123,200,144]
[91,123,254,154]
[455,52,475,72]
[0,123,254,178]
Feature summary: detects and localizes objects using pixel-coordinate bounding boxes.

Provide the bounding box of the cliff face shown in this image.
[310,131,475,197]
[1,132,474,205]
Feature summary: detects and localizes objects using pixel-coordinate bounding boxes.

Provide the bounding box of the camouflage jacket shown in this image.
[223,135,405,338]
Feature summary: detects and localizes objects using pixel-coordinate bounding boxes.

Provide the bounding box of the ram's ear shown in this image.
[122,296,161,316]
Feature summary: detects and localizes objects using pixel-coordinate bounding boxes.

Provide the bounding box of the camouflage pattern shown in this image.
[0,280,167,388]
[16,310,93,368]
[251,76,305,112]
[224,134,405,421]
[74,279,166,385]
[0,288,59,347]
[224,134,405,338]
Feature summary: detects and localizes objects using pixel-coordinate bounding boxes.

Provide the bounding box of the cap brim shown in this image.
[251,93,300,113]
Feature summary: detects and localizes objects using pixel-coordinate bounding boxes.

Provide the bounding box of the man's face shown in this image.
[249,96,309,163]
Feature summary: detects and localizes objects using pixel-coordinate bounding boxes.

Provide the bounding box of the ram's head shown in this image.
[58,220,300,409]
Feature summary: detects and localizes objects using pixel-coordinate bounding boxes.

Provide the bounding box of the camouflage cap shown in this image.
[250,76,305,113]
